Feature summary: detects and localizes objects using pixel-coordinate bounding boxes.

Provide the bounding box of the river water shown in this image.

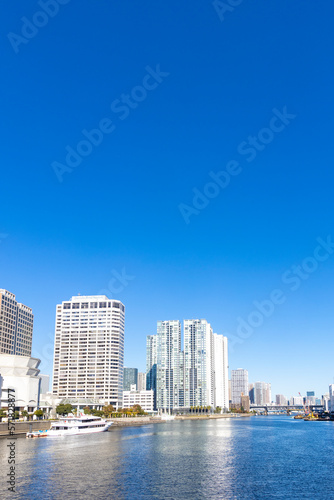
[1,416,333,499]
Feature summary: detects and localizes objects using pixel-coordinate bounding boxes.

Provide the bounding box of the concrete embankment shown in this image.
[0,414,253,437]
[175,414,252,420]
[0,420,51,437]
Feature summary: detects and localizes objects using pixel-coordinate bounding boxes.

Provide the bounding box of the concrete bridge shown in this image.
[250,404,304,412]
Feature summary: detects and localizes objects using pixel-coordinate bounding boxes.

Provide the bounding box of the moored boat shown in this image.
[26,415,113,438]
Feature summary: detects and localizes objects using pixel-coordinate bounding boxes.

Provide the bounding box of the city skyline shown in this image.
[2,2,334,400]
[1,284,331,399]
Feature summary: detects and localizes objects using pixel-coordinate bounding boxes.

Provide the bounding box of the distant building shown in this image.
[276,394,287,405]
[249,384,254,404]
[322,393,330,411]
[123,368,138,391]
[157,320,182,410]
[305,391,316,406]
[122,388,154,413]
[329,385,334,413]
[39,374,50,394]
[137,372,146,391]
[292,396,303,406]
[184,319,213,408]
[146,335,157,409]
[231,369,248,406]
[212,333,229,411]
[254,382,271,405]
[241,393,250,412]
[0,289,34,357]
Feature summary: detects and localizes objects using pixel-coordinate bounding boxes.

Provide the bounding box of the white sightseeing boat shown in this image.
[26,415,113,438]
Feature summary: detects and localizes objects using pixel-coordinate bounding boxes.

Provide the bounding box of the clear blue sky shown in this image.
[1,0,333,399]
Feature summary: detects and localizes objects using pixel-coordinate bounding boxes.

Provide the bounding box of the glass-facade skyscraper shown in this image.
[123,367,138,391]
[147,319,229,412]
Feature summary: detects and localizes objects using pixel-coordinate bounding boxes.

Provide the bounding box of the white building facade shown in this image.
[52,295,125,408]
[329,384,334,413]
[122,388,154,413]
[137,372,147,391]
[156,320,182,410]
[0,354,41,411]
[254,382,272,405]
[0,289,34,357]
[231,369,249,406]
[184,319,213,408]
[212,333,229,411]
[147,319,228,412]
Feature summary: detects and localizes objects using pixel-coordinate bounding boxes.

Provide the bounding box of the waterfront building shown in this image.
[292,396,303,406]
[254,382,271,405]
[156,320,182,410]
[146,335,157,409]
[329,385,334,413]
[231,369,249,406]
[123,367,138,391]
[322,393,330,411]
[52,295,125,408]
[306,391,316,406]
[137,372,146,391]
[147,320,228,411]
[249,384,254,404]
[178,351,185,408]
[0,289,34,356]
[122,387,154,413]
[184,319,213,408]
[212,333,229,411]
[276,394,287,405]
[241,393,250,412]
[0,354,41,412]
[39,374,50,394]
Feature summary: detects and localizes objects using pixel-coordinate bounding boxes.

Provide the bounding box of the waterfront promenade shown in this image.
[0,413,252,437]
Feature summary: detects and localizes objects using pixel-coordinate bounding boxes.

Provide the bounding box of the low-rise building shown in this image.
[0,354,41,412]
[122,387,154,413]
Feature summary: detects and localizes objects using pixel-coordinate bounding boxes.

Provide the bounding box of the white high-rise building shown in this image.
[212,333,229,411]
[0,289,34,357]
[156,320,181,410]
[137,372,147,391]
[184,319,213,408]
[276,394,287,405]
[146,335,157,410]
[329,384,334,413]
[231,369,249,406]
[254,382,272,405]
[52,295,125,408]
[146,335,157,391]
